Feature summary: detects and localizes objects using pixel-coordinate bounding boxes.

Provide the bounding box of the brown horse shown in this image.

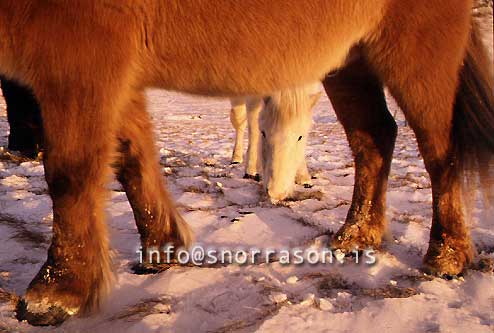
[0,0,492,326]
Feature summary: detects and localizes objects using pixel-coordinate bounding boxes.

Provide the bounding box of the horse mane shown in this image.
[263,83,319,125]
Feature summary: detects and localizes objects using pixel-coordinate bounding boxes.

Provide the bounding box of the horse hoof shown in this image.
[422,240,472,277]
[331,223,383,253]
[422,266,463,280]
[243,173,261,182]
[303,183,313,189]
[16,298,72,326]
[422,256,468,277]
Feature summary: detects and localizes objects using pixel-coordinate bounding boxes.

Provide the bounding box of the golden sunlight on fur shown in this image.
[0,0,492,326]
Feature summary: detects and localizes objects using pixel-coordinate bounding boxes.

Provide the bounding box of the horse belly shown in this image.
[145,1,383,96]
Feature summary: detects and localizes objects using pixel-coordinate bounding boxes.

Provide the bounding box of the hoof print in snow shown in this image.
[131,261,224,275]
[472,257,494,273]
[131,262,177,275]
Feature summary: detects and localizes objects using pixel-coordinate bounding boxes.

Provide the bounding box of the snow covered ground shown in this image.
[0,12,493,333]
[1,87,493,332]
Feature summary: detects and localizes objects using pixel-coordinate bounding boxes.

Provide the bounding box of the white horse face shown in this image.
[260,89,320,202]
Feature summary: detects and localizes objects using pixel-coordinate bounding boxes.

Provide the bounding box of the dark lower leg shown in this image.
[115,93,193,263]
[392,102,472,275]
[424,160,472,275]
[1,78,43,157]
[323,58,397,251]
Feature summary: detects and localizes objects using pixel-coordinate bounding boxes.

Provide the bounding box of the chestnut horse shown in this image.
[0,0,493,326]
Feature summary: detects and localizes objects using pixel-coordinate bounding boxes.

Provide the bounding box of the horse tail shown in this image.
[453,18,494,207]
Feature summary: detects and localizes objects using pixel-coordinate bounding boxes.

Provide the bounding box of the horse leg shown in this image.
[323,57,397,251]
[385,84,471,276]
[295,159,312,188]
[115,92,193,265]
[367,1,475,275]
[16,87,117,325]
[229,98,247,164]
[1,77,43,158]
[296,90,319,188]
[244,97,262,181]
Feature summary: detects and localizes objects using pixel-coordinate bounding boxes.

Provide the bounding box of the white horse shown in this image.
[230,85,321,201]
